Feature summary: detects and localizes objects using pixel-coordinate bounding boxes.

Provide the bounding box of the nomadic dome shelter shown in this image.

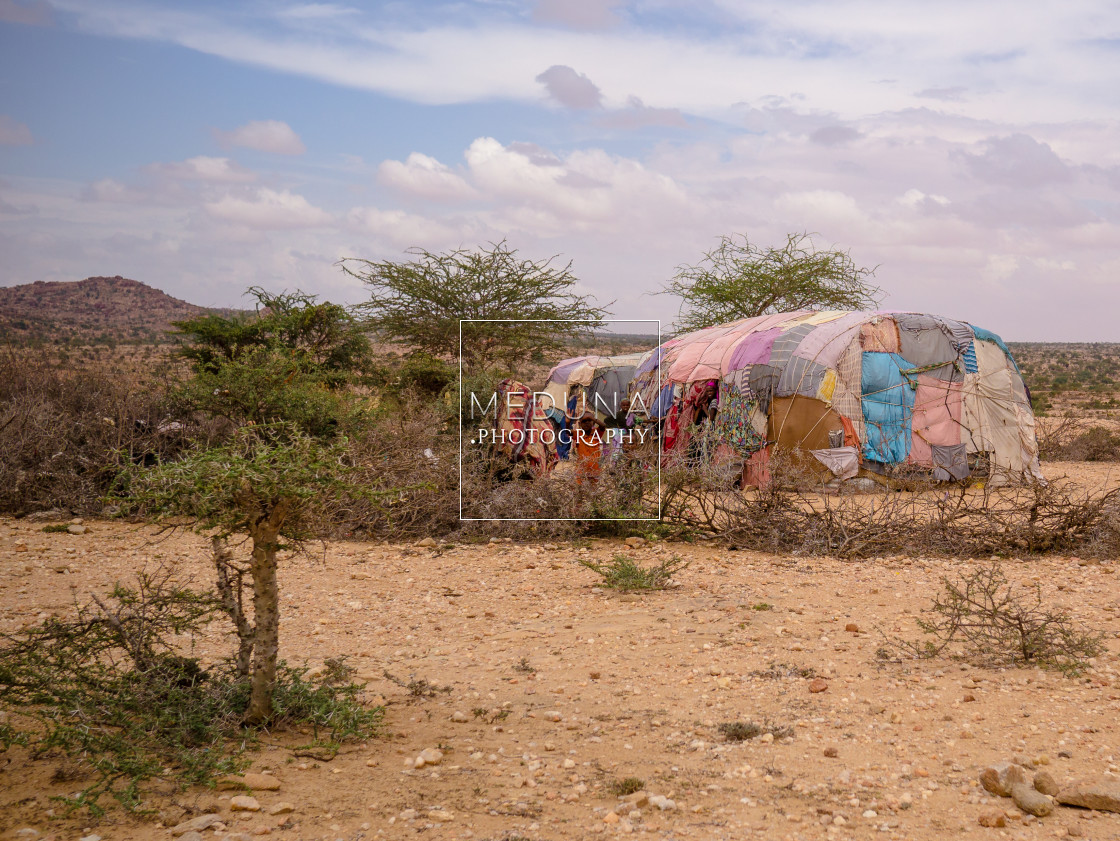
[628,310,1043,486]
[542,353,645,423]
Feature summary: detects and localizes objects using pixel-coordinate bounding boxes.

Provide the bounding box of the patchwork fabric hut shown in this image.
[629,311,1042,485]
[542,353,645,424]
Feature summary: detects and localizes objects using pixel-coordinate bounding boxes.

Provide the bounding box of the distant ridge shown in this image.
[0,276,242,344]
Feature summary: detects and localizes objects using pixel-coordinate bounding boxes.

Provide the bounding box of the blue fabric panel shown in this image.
[652,383,676,418]
[961,341,979,374]
[861,352,916,464]
[970,325,1020,373]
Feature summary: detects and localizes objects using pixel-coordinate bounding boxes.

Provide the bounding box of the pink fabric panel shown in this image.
[909,375,963,466]
[666,340,714,382]
[698,329,754,378]
[792,312,869,367]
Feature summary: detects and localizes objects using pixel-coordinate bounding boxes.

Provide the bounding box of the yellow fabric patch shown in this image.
[817,369,838,403]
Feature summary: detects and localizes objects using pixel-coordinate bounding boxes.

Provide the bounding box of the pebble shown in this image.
[603,812,620,824]
[1011,783,1054,817]
[844,623,860,633]
[14,831,40,839]
[977,810,1006,827]
[1034,771,1060,797]
[649,795,676,811]
[399,808,418,820]
[230,795,261,812]
[808,678,829,693]
[823,747,839,758]
[451,710,469,723]
[980,762,1029,797]
[171,814,223,836]
[428,810,454,822]
[544,710,562,722]
[624,537,647,548]
[67,524,88,535]
[415,747,444,768]
[416,537,436,547]
[268,803,295,815]
[79,835,101,841]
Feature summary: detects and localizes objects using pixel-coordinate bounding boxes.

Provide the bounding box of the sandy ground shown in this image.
[2,467,1120,841]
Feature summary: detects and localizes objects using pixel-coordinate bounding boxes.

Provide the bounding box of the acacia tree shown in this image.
[664,232,881,332]
[130,289,371,724]
[128,426,351,724]
[340,241,610,370]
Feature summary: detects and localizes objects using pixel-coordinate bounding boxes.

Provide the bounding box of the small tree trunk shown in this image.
[244,500,288,725]
[212,537,254,678]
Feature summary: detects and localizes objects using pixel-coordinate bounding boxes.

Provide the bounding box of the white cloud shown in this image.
[536,65,603,109]
[146,156,257,183]
[205,188,331,229]
[377,153,477,201]
[347,206,462,248]
[532,0,623,31]
[0,115,33,146]
[215,120,306,155]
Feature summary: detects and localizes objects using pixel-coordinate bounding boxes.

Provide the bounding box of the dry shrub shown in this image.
[658,448,1120,559]
[0,354,183,514]
[1037,413,1120,462]
[330,397,462,540]
[882,565,1104,674]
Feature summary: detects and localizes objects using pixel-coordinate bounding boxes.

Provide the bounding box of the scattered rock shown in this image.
[79,835,101,841]
[1057,782,1120,812]
[844,623,860,633]
[171,814,223,836]
[216,773,281,792]
[416,537,437,548]
[808,678,829,693]
[1034,771,1060,797]
[399,809,418,820]
[603,812,620,824]
[229,795,261,812]
[67,524,88,535]
[268,803,295,815]
[428,810,454,822]
[823,746,839,758]
[544,710,562,722]
[980,762,1030,797]
[415,747,444,768]
[451,710,469,723]
[962,693,977,702]
[1012,782,1054,817]
[977,810,1006,828]
[178,833,205,841]
[14,830,40,839]
[624,537,647,548]
[649,795,676,811]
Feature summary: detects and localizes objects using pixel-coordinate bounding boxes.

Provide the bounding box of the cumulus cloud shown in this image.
[215,120,306,155]
[536,65,602,110]
[916,86,968,102]
[0,115,33,146]
[82,178,148,204]
[959,134,1073,188]
[0,0,52,26]
[146,156,257,183]
[377,152,477,201]
[205,188,331,228]
[531,0,623,31]
[597,96,688,130]
[809,125,862,146]
[347,206,461,248]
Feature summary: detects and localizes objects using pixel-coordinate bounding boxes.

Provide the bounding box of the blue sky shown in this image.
[1,0,1119,339]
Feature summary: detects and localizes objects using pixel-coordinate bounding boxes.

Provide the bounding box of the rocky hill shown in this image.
[0,276,238,344]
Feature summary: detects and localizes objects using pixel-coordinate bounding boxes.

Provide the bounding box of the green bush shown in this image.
[578,554,688,591]
[0,569,381,814]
